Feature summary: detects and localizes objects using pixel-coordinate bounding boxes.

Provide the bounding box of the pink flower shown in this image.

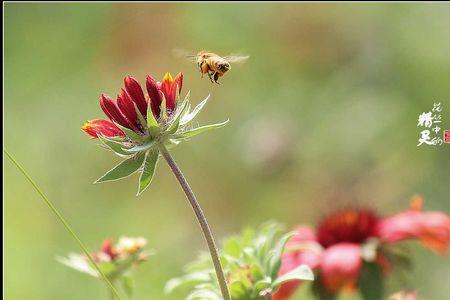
[319,243,362,293]
[376,197,450,254]
[273,226,322,300]
[274,197,450,299]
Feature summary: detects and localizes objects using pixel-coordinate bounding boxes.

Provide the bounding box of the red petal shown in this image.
[146,75,163,119]
[320,243,362,293]
[124,76,147,116]
[81,119,125,138]
[174,72,183,94]
[101,238,118,260]
[117,89,141,131]
[99,94,131,129]
[166,83,177,112]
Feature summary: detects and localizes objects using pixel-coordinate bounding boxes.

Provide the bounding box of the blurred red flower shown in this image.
[273,197,450,299]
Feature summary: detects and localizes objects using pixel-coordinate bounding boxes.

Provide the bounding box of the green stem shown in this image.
[159,146,231,300]
[4,148,122,300]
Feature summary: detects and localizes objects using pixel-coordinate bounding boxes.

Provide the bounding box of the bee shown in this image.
[175,50,249,83]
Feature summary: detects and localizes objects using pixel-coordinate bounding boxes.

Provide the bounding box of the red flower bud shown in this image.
[124,76,147,116]
[81,119,125,138]
[146,74,163,119]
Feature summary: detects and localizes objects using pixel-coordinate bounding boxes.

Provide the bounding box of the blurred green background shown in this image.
[5,3,450,300]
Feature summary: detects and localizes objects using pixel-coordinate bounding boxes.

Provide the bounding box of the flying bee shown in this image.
[175,50,249,83]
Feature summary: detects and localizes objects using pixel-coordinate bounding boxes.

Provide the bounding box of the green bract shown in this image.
[166,223,314,300]
[94,93,228,195]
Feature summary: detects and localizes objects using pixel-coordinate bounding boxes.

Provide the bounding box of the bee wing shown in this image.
[223,54,249,63]
[172,48,198,62]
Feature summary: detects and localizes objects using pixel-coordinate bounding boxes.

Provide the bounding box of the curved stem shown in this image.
[159,146,231,300]
[4,149,122,300]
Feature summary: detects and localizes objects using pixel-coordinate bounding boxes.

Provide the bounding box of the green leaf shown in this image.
[180,94,209,126]
[358,262,384,300]
[172,120,229,140]
[57,254,98,277]
[254,277,272,293]
[165,272,211,294]
[230,280,249,300]
[94,153,145,183]
[186,290,221,300]
[137,150,159,195]
[98,135,132,156]
[268,231,296,280]
[272,265,314,291]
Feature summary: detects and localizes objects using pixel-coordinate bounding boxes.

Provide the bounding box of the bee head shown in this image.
[217,61,231,73]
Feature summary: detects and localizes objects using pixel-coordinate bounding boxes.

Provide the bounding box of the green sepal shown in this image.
[134,103,148,134]
[94,152,145,183]
[98,135,132,157]
[123,139,158,153]
[172,120,229,140]
[137,150,159,195]
[167,99,189,134]
[146,99,159,137]
[159,94,167,122]
[180,94,209,126]
[115,123,144,142]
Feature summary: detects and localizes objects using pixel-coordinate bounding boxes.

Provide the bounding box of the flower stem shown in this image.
[159,146,231,300]
[4,148,123,300]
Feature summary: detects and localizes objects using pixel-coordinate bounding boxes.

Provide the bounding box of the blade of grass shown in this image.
[4,148,122,300]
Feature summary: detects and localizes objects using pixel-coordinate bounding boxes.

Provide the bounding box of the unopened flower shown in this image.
[274,197,450,299]
[81,72,228,195]
[389,290,421,300]
[166,223,313,300]
[115,236,147,256]
[58,236,151,281]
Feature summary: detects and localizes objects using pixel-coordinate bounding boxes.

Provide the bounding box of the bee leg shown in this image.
[207,71,214,83]
[213,72,220,84]
[198,62,204,78]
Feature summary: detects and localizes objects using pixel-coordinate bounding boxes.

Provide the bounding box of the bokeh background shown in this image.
[4,3,450,300]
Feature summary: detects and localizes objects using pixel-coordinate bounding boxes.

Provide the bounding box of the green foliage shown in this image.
[94,152,145,183]
[137,150,160,195]
[358,262,384,300]
[311,276,336,300]
[166,223,313,300]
